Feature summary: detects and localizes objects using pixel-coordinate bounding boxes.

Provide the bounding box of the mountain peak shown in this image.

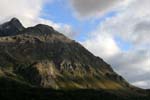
[0,17,25,36]
[10,17,19,22]
[35,24,55,33]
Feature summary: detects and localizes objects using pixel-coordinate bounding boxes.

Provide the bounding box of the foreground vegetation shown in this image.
[0,88,150,100]
[0,77,149,100]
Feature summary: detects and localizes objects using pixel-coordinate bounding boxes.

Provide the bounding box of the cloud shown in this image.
[82,30,150,89]
[82,32,120,59]
[81,0,150,88]
[100,0,150,46]
[133,80,150,89]
[0,0,45,26]
[70,0,128,19]
[0,0,74,38]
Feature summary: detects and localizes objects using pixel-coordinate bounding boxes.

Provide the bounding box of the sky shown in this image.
[0,0,149,89]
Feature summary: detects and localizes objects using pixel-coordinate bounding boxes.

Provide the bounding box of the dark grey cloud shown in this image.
[70,0,121,18]
[135,21,150,32]
[133,21,150,44]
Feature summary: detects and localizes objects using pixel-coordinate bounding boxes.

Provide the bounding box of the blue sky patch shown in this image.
[115,36,132,51]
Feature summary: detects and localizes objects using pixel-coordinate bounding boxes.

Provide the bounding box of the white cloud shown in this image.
[82,32,120,59]
[81,0,150,88]
[100,0,150,46]
[132,80,150,89]
[0,0,45,26]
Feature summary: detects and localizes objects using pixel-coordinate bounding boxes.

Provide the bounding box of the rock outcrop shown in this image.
[0,18,25,36]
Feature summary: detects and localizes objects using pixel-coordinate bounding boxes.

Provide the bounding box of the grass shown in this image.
[0,77,149,100]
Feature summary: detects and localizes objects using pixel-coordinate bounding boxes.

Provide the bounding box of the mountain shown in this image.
[0,18,149,100]
[0,18,25,36]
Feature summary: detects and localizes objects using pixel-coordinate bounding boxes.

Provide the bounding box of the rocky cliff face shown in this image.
[0,18,25,36]
[0,18,133,90]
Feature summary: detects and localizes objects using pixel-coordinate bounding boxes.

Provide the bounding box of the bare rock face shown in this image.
[0,18,25,36]
[0,18,132,90]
